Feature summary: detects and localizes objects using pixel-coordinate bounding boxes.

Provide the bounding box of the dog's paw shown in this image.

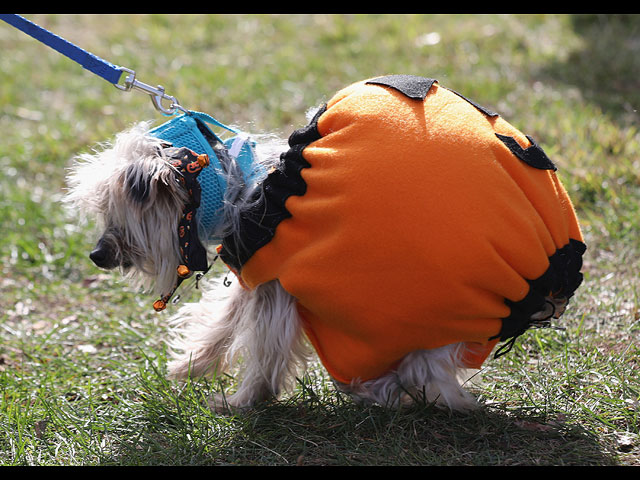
[206,387,276,414]
[207,393,237,415]
[166,358,191,380]
[206,393,261,415]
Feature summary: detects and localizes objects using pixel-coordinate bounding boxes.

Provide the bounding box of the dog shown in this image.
[66,75,586,412]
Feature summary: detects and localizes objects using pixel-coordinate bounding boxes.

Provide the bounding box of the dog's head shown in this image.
[66,123,189,295]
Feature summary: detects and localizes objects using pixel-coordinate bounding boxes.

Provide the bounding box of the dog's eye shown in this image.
[125,165,153,204]
[128,177,151,203]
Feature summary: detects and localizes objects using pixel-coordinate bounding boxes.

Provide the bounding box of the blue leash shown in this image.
[1,13,123,84]
[0,13,187,115]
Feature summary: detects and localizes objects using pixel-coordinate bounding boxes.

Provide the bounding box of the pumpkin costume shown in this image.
[220,75,585,384]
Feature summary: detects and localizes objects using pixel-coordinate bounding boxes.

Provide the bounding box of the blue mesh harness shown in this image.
[148,111,259,311]
[150,111,258,241]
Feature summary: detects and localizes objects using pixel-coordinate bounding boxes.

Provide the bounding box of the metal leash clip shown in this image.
[115,67,188,116]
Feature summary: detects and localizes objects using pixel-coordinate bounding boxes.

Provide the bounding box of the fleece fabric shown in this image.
[220,75,585,384]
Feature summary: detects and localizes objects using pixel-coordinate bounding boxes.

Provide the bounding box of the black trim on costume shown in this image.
[495,133,558,171]
[492,238,586,358]
[445,88,500,117]
[366,75,437,100]
[366,74,500,119]
[219,105,327,271]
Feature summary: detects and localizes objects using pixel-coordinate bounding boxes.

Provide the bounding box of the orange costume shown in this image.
[220,75,585,384]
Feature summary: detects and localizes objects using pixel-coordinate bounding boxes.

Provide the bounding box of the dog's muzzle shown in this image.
[89,236,120,270]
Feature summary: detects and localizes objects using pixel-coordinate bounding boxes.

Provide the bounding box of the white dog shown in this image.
[66,75,586,412]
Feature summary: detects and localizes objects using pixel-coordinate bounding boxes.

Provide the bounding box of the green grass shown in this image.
[1,14,639,465]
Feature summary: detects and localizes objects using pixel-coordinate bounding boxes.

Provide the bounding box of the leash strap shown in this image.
[0,14,123,84]
[1,14,187,115]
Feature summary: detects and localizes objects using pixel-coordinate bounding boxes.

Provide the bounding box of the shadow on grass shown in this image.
[216,402,617,466]
[538,14,640,125]
[104,385,618,466]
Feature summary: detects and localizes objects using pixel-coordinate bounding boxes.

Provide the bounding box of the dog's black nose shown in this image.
[89,247,106,266]
[90,246,114,269]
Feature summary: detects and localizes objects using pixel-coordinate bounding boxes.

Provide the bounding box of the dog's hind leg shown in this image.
[394,345,479,411]
[335,343,479,411]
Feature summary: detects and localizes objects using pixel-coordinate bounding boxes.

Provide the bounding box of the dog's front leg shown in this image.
[215,280,308,411]
[170,277,307,411]
[168,277,250,380]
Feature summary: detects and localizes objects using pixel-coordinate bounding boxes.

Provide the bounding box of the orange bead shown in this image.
[153,300,166,312]
[177,265,191,278]
[197,154,210,167]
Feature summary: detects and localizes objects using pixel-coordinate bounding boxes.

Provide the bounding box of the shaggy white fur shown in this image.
[66,123,188,295]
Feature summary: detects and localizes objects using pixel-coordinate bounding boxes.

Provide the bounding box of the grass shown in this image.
[0,13,639,465]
